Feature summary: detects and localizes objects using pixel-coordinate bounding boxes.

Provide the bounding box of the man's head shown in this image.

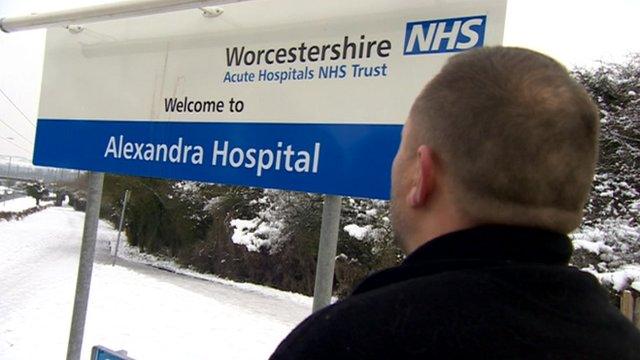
[391,46,600,253]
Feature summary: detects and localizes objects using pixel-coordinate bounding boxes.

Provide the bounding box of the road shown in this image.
[0,206,310,359]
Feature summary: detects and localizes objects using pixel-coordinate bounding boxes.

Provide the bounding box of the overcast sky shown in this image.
[1,0,639,160]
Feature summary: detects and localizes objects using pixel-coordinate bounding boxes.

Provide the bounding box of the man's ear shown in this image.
[407,145,436,207]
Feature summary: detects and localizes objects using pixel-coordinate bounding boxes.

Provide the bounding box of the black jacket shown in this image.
[271,225,640,359]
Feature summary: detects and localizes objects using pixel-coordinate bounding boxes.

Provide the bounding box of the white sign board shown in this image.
[34,0,506,199]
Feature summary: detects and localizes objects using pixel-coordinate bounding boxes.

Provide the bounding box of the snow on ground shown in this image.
[0,196,52,212]
[0,206,310,359]
[114,239,313,308]
[0,196,37,212]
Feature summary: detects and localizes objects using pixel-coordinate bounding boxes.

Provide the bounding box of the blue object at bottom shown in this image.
[92,346,131,360]
[34,119,402,199]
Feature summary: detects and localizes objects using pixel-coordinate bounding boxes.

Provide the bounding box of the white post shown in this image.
[312,195,342,312]
[66,171,104,360]
[112,189,131,266]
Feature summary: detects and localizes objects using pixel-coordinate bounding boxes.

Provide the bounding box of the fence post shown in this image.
[633,293,640,329]
[620,290,634,321]
[112,189,130,266]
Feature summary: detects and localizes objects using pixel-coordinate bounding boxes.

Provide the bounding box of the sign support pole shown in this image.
[312,194,342,313]
[66,171,104,360]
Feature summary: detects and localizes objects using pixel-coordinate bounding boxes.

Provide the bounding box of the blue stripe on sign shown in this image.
[34,119,402,200]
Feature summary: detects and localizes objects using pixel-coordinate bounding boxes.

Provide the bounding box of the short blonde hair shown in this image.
[410,47,599,233]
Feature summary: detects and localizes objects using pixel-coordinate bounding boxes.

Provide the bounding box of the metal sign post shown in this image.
[112,189,131,266]
[67,171,104,360]
[312,195,342,312]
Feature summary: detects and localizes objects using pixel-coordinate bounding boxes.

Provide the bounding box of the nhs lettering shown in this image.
[403,16,486,55]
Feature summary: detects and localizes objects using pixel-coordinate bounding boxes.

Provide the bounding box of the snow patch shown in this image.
[230,218,277,252]
[572,220,640,292]
[344,224,371,240]
[595,265,640,291]
[0,196,52,213]
[573,239,613,255]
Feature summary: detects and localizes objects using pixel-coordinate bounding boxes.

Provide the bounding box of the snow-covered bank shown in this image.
[113,238,314,308]
[0,207,308,359]
[0,193,55,214]
[0,196,44,213]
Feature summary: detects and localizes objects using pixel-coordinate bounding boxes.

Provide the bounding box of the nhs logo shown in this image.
[403,16,487,55]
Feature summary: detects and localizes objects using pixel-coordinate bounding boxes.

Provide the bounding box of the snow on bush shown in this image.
[227,190,287,253]
[339,198,400,260]
[570,55,640,294]
[230,218,280,252]
[571,219,640,292]
[344,224,371,240]
[172,181,217,223]
[589,265,640,292]
[573,239,613,255]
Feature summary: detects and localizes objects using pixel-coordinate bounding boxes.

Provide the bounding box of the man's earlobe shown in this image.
[408,145,436,207]
[407,186,420,207]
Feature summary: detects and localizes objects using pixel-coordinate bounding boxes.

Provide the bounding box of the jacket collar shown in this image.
[352,225,573,296]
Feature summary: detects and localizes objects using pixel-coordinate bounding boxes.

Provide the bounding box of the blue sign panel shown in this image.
[403,16,487,55]
[34,119,401,199]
